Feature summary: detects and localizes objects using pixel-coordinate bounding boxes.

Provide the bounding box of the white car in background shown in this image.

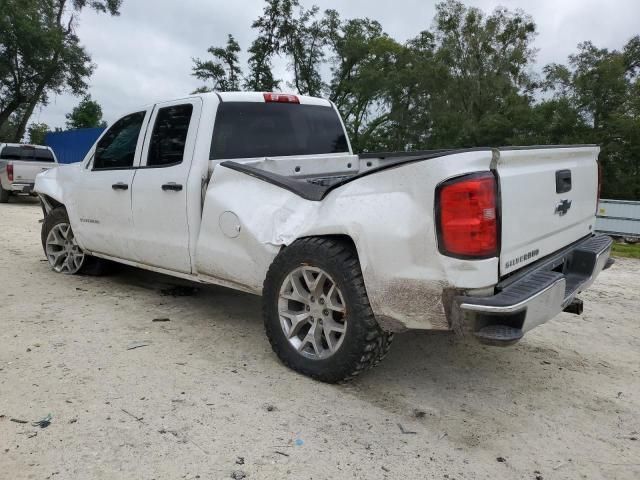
[34,91,612,382]
[0,143,58,202]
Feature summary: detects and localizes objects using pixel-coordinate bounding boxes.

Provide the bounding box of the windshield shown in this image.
[211,102,349,160]
[1,146,55,162]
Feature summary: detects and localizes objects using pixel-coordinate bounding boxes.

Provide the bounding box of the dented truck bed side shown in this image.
[195,149,499,331]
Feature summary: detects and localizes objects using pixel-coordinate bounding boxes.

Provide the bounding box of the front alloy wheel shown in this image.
[45,222,85,274]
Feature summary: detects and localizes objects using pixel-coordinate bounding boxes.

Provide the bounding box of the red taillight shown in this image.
[263,93,300,104]
[437,172,498,258]
[7,163,13,182]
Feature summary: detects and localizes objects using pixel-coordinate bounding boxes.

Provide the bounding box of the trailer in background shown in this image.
[596,199,640,240]
[45,127,105,165]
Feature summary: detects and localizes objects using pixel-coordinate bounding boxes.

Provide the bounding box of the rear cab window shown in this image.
[0,146,55,162]
[210,102,349,160]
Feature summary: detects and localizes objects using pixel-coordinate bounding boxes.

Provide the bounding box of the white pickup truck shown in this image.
[34,91,613,382]
[0,143,58,202]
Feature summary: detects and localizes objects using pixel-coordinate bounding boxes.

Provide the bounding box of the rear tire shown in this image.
[0,185,9,203]
[41,207,111,275]
[374,332,395,367]
[263,237,389,383]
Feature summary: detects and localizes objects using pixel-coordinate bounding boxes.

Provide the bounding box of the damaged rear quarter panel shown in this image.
[195,151,499,330]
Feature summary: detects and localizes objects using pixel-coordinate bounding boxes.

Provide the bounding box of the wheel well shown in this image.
[286,234,359,257]
[41,194,64,214]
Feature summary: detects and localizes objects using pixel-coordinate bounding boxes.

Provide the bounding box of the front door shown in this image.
[130,98,202,273]
[72,110,150,260]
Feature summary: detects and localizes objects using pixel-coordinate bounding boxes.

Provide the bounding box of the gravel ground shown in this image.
[1,197,639,480]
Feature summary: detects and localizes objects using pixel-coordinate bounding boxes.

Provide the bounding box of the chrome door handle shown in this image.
[112,182,128,190]
[162,182,183,192]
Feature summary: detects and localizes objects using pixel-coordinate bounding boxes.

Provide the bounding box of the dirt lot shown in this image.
[1,198,638,480]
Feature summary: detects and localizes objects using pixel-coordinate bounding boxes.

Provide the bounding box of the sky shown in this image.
[32,0,640,129]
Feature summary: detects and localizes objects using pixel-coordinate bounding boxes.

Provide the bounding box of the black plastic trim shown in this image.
[468,270,563,308]
[92,165,136,172]
[497,144,597,151]
[220,161,328,201]
[359,148,469,159]
[556,169,572,194]
[596,215,640,222]
[462,234,612,311]
[496,234,604,289]
[138,161,183,170]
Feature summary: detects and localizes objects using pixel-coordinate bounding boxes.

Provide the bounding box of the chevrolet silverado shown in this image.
[34,91,613,382]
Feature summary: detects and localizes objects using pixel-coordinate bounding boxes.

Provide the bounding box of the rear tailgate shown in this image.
[12,161,56,184]
[497,146,599,276]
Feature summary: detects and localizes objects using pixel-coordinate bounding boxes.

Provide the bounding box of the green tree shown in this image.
[542,37,640,199]
[325,12,406,151]
[27,122,50,144]
[425,0,538,148]
[0,0,121,142]
[0,112,20,142]
[191,0,640,198]
[278,3,327,95]
[244,0,280,91]
[244,38,279,91]
[245,0,327,95]
[192,34,242,92]
[28,123,51,145]
[65,95,107,129]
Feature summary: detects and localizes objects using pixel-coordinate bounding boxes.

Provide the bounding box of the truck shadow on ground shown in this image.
[91,264,624,453]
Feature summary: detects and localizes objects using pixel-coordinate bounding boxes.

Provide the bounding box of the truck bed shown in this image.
[220,145,596,202]
[220,148,481,201]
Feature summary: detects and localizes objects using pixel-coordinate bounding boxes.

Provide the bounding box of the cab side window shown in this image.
[147,104,193,167]
[94,111,146,170]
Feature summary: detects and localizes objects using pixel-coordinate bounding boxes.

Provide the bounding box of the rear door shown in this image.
[129,98,202,273]
[72,110,150,259]
[496,146,599,275]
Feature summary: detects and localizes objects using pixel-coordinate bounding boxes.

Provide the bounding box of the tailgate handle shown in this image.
[556,169,572,194]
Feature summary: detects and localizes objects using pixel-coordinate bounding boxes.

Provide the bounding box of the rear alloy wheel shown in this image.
[45,222,85,274]
[263,237,390,383]
[278,266,348,359]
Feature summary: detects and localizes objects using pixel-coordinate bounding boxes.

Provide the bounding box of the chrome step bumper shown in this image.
[10,182,35,193]
[458,235,613,345]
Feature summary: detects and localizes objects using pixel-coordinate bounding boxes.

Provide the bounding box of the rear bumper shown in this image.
[457,235,613,345]
[10,182,35,193]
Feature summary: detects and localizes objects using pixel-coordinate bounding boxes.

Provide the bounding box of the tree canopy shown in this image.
[0,0,121,142]
[27,122,49,144]
[193,0,639,199]
[65,95,107,129]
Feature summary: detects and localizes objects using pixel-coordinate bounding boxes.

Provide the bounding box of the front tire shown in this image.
[41,208,109,275]
[263,237,390,383]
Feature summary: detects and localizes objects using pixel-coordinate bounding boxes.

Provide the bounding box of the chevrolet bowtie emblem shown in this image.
[555,199,572,216]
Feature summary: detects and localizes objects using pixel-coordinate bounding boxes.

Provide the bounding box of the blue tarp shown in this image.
[45,127,105,164]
